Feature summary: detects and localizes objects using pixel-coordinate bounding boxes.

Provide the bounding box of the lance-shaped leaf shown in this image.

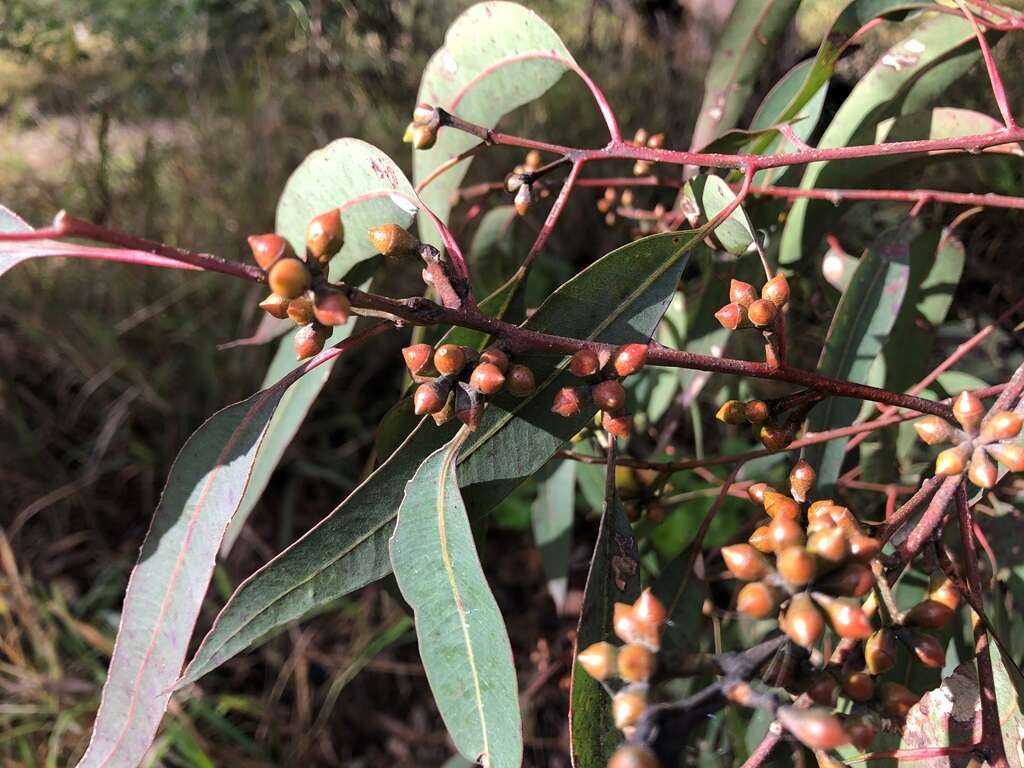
[276,138,417,280]
[74,331,377,768]
[531,460,576,611]
[414,2,575,250]
[780,12,990,263]
[689,0,800,150]
[179,231,699,687]
[390,433,522,768]
[569,468,641,768]
[803,226,911,493]
[220,322,355,554]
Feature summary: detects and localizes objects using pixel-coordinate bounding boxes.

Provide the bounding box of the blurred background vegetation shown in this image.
[1,1,1022,766]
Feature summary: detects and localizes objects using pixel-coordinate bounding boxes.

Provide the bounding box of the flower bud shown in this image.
[593,380,627,413]
[632,160,652,176]
[506,364,535,397]
[953,390,984,433]
[716,399,748,425]
[928,572,961,611]
[761,273,790,307]
[248,233,292,271]
[816,562,873,597]
[968,446,998,489]
[729,279,757,307]
[293,323,329,360]
[613,343,648,377]
[905,599,954,629]
[744,399,770,424]
[807,527,850,567]
[412,103,439,127]
[633,588,667,629]
[617,643,656,682]
[848,533,881,563]
[413,379,451,416]
[470,362,506,395]
[865,629,898,675]
[454,381,484,431]
[306,209,344,264]
[757,420,796,451]
[569,349,600,378]
[784,593,825,648]
[736,581,782,619]
[410,123,437,150]
[877,681,919,718]
[368,223,419,258]
[789,460,815,502]
[602,412,632,440]
[981,410,1023,442]
[935,444,970,476]
[747,298,778,328]
[268,257,311,299]
[259,293,290,319]
[747,482,775,506]
[806,673,839,707]
[613,602,638,644]
[612,687,648,729]
[768,515,805,552]
[908,631,945,668]
[914,415,954,445]
[714,302,749,330]
[286,294,315,326]
[608,745,660,768]
[777,546,817,586]
[987,442,1024,472]
[514,183,532,216]
[814,593,873,639]
[748,526,773,553]
[763,491,800,520]
[478,346,509,373]
[552,387,586,417]
[841,670,875,702]
[402,121,415,144]
[721,544,772,581]
[776,706,848,750]
[402,343,433,375]
[433,344,467,376]
[646,132,664,149]
[845,713,879,751]
[576,641,617,681]
[313,290,350,326]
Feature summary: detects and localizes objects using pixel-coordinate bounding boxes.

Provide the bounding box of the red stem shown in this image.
[957,0,1018,129]
[956,482,1009,768]
[748,184,1024,210]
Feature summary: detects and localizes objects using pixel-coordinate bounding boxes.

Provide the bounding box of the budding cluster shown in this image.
[552,344,648,440]
[251,209,348,359]
[724,467,879,649]
[715,276,790,331]
[403,103,440,150]
[913,389,1023,488]
[577,589,667,764]
[403,342,535,430]
[628,127,664,177]
[716,391,817,452]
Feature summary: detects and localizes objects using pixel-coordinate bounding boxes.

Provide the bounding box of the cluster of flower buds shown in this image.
[402,342,535,430]
[716,391,819,452]
[723,464,880,650]
[628,128,664,177]
[403,103,440,150]
[250,209,349,360]
[504,150,554,217]
[552,344,648,439]
[715,276,790,331]
[576,589,667,768]
[617,466,666,523]
[596,187,643,228]
[913,389,1023,488]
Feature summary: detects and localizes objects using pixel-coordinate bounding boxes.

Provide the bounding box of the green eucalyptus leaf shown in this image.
[780,12,989,263]
[569,483,641,768]
[690,0,801,150]
[804,226,912,492]
[179,231,700,686]
[531,460,576,611]
[414,2,575,251]
[276,138,417,280]
[685,175,756,256]
[390,433,522,768]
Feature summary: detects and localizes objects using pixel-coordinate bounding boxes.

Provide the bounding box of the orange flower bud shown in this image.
[814,593,873,639]
[952,390,984,433]
[747,482,775,506]
[613,343,648,377]
[757,421,797,451]
[268,257,311,299]
[909,632,945,668]
[721,544,772,581]
[286,295,315,326]
[784,593,825,648]
[848,533,881,563]
[749,526,774,553]
[433,344,467,376]
[552,387,586,418]
[968,446,998,489]
[935,444,970,476]
[807,527,850,567]
[981,410,1023,442]
[612,687,648,729]
[570,348,601,378]
[367,223,419,258]
[602,412,632,440]
[613,602,638,644]
[928,572,961,611]
[593,380,627,413]
[470,362,506,395]
[777,546,817,586]
[259,293,290,319]
[608,745,660,768]
[747,298,778,328]
[402,343,433,375]
[761,273,790,307]
[736,581,782,619]
[293,323,329,360]
[306,209,344,264]
[789,460,816,502]
[248,233,292,271]
[987,442,1024,472]
[729,279,757,307]
[577,641,617,681]
[764,491,801,520]
[841,670,875,702]
[313,290,350,326]
[744,399,770,424]
[506,364,535,397]
[877,681,919,718]
[776,706,848,750]
[479,346,509,373]
[905,599,954,629]
[914,415,954,445]
[716,399,748,425]
[413,379,450,416]
[865,629,898,675]
[768,515,805,552]
[714,302,749,330]
[617,643,656,682]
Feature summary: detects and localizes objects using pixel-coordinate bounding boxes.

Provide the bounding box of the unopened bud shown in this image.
[987,442,1024,472]
[306,209,344,264]
[716,399,747,425]
[368,223,420,258]
[577,641,617,681]
[514,184,532,216]
[729,279,756,307]
[248,233,293,271]
[968,446,998,489]
[613,343,647,377]
[761,273,790,307]
[402,343,433,375]
[313,290,350,326]
[593,380,627,413]
[268,257,311,300]
[714,302,749,331]
[914,414,954,445]
[286,295,315,325]
[789,460,815,502]
[952,390,984,433]
[981,410,1023,442]
[506,364,535,397]
[293,323,329,360]
[259,293,290,319]
[747,298,778,328]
